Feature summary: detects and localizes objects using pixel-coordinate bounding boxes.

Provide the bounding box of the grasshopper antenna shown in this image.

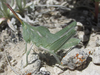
[4,3,22,24]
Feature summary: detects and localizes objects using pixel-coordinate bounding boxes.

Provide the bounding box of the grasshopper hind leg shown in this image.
[23,44,33,68]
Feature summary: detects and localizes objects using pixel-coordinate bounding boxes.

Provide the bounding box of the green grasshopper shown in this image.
[5,3,80,67]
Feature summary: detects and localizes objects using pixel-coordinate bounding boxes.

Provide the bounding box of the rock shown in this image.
[53,66,63,75]
[7,18,17,31]
[0,52,7,73]
[0,53,3,59]
[76,22,83,31]
[92,47,100,64]
[78,31,84,40]
[91,33,96,37]
[0,30,9,42]
[0,68,4,73]
[0,47,4,52]
[40,67,47,72]
[17,52,41,75]
[78,32,89,42]
[77,70,100,75]
[69,5,74,8]
[0,42,5,52]
[61,48,89,70]
[46,0,59,5]
[10,59,17,66]
[89,71,100,75]
[0,62,6,73]
[0,61,5,73]
[96,37,100,46]
[37,67,50,75]
[6,55,12,62]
